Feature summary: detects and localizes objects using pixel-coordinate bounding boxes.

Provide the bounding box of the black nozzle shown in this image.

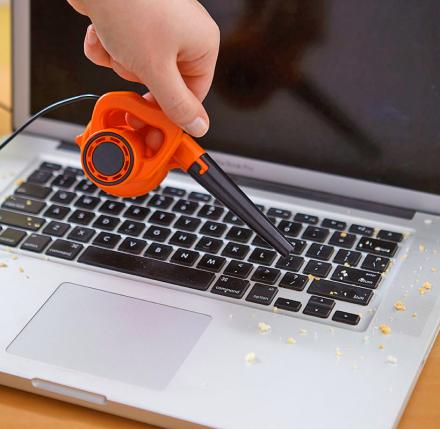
[188,154,294,257]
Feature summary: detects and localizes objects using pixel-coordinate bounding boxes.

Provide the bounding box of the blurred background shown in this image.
[0,0,11,134]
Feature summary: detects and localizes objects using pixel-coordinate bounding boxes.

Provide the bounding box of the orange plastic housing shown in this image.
[76,92,206,197]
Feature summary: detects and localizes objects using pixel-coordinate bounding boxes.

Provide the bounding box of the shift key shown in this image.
[308,279,373,306]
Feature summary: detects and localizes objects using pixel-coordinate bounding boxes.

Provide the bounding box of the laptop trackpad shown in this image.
[7,283,211,390]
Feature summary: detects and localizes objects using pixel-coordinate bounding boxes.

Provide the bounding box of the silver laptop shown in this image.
[1,1,439,428]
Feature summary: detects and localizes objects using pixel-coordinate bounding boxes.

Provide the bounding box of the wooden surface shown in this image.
[0,3,439,428]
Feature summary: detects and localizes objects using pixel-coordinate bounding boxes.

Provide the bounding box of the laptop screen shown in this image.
[29,0,440,195]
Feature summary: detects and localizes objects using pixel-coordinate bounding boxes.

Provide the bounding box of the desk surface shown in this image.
[0,4,439,429]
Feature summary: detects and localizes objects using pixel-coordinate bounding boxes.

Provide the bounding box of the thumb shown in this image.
[141,61,210,137]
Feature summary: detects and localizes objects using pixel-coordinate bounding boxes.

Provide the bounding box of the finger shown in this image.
[140,60,209,137]
[84,24,111,67]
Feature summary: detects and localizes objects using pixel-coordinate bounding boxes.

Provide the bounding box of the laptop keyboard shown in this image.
[0,160,407,330]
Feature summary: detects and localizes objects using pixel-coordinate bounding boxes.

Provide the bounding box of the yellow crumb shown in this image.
[335,347,343,358]
[299,329,308,336]
[379,324,392,335]
[0,261,8,268]
[258,322,271,333]
[399,255,408,261]
[272,306,279,313]
[411,312,417,318]
[422,281,432,290]
[287,337,296,345]
[11,255,18,260]
[340,232,348,238]
[418,244,426,252]
[379,344,385,350]
[15,178,25,186]
[418,287,427,295]
[307,274,316,282]
[432,267,438,273]
[245,352,257,364]
[25,200,32,206]
[18,266,25,273]
[393,301,406,312]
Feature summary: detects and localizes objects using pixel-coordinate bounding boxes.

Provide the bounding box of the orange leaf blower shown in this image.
[76,91,293,257]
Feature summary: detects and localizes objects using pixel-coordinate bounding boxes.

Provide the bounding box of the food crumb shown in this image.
[287,337,296,345]
[335,347,343,358]
[393,301,406,312]
[418,287,427,295]
[386,355,398,364]
[0,261,8,268]
[399,255,408,261]
[411,312,417,318]
[422,281,432,290]
[379,324,392,335]
[340,232,348,238]
[258,322,271,333]
[299,328,308,336]
[272,306,279,313]
[432,267,438,273]
[18,266,25,273]
[15,178,25,186]
[418,244,426,252]
[11,255,18,260]
[379,344,385,350]
[245,352,257,364]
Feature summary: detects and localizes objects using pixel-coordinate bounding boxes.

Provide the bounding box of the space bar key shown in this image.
[78,246,215,291]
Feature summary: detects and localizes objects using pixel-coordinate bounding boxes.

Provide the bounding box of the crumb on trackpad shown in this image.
[7,283,211,390]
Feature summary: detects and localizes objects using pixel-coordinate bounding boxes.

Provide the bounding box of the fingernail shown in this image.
[87,27,98,45]
[183,117,208,137]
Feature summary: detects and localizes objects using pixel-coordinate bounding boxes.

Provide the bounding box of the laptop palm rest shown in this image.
[7,283,211,390]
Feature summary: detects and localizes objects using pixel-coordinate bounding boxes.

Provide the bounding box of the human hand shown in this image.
[68,0,220,143]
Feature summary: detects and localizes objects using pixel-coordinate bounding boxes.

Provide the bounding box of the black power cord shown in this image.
[0,94,100,151]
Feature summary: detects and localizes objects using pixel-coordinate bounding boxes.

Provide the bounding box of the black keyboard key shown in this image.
[75,179,97,194]
[68,209,95,225]
[145,242,173,260]
[98,190,119,200]
[332,310,360,326]
[255,204,265,212]
[75,195,101,210]
[361,254,390,273]
[195,236,223,254]
[306,243,334,261]
[267,207,291,219]
[225,226,253,243]
[198,204,224,220]
[303,260,332,278]
[251,266,280,284]
[124,205,150,221]
[274,297,301,312]
[149,210,176,226]
[174,215,201,232]
[223,211,244,226]
[28,169,53,185]
[67,226,95,243]
[93,215,120,231]
[0,228,26,246]
[277,220,302,237]
[118,220,145,236]
[279,272,308,291]
[197,254,226,272]
[44,204,70,220]
[93,232,121,249]
[332,265,381,289]
[163,186,186,197]
[148,194,174,209]
[52,174,76,189]
[144,225,171,242]
[79,246,214,290]
[169,230,197,248]
[252,235,272,249]
[248,247,276,265]
[333,249,361,266]
[377,229,403,243]
[223,260,253,278]
[245,284,278,305]
[15,182,51,200]
[64,166,84,176]
[329,231,356,249]
[211,275,250,299]
[349,224,374,237]
[170,248,200,266]
[21,233,51,253]
[188,191,211,202]
[0,209,45,231]
[2,196,46,214]
[294,213,319,224]
[275,254,304,272]
[302,226,329,243]
[321,218,346,230]
[309,295,335,308]
[42,221,70,237]
[222,242,250,260]
[308,278,373,306]
[303,302,333,318]
[172,199,198,215]
[40,161,62,171]
[288,238,307,255]
[200,221,227,237]
[51,190,76,205]
[125,194,148,204]
[357,237,397,257]
[118,237,147,255]
[99,200,126,215]
[46,239,83,260]
[213,199,224,207]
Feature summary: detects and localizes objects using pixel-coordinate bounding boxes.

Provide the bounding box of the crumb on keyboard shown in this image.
[335,347,343,358]
[418,244,426,252]
[411,312,417,318]
[287,337,296,344]
[245,352,257,364]
[379,324,391,335]
[258,322,271,333]
[299,328,308,336]
[432,267,438,273]
[393,301,406,311]
[422,281,432,290]
[386,355,398,364]
[379,344,385,350]
[0,261,8,268]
